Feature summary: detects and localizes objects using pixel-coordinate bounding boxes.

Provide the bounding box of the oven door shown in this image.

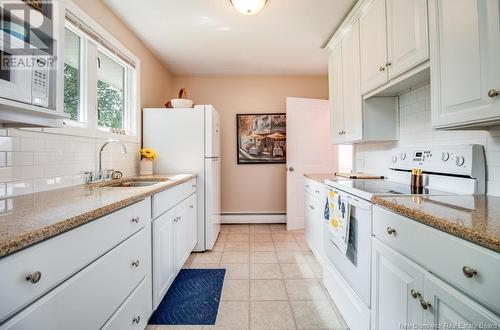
[0,50,32,104]
[323,188,372,307]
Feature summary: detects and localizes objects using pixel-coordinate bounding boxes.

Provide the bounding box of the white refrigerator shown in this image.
[143,105,221,251]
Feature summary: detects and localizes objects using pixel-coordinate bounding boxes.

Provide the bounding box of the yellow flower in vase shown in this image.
[139,148,157,160]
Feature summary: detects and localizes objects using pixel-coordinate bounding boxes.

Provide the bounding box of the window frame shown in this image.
[37,0,141,143]
[63,21,87,126]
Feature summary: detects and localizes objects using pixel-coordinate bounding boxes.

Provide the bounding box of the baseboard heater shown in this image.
[221,213,286,224]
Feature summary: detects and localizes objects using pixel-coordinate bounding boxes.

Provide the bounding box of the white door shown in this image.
[341,20,363,143]
[205,158,221,249]
[152,209,175,309]
[328,45,345,144]
[430,0,500,128]
[386,0,429,79]
[286,97,337,231]
[371,239,425,330]
[423,274,500,328]
[359,0,388,93]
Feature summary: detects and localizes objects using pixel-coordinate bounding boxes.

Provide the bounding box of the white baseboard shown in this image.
[221,213,286,224]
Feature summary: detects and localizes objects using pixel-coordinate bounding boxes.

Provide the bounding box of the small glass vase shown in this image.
[140,158,153,175]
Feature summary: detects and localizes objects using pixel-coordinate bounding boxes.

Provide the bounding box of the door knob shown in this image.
[488,89,499,98]
[288,167,295,172]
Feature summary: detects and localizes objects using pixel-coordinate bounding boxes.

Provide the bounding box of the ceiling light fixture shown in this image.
[230,0,268,15]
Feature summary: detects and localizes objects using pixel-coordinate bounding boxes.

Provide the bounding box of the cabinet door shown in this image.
[359,0,388,94]
[423,274,500,328]
[386,0,429,79]
[304,194,315,249]
[153,208,175,309]
[341,20,363,143]
[430,0,500,128]
[371,239,425,330]
[328,45,344,144]
[174,200,190,271]
[186,193,197,252]
[311,197,324,259]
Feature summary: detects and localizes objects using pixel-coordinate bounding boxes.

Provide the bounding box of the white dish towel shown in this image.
[324,189,350,255]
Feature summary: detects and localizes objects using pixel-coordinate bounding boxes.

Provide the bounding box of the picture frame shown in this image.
[236,113,286,164]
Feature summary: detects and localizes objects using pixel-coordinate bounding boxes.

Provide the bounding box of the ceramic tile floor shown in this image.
[147,224,348,330]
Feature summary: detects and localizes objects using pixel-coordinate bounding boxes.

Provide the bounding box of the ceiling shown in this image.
[103,0,355,75]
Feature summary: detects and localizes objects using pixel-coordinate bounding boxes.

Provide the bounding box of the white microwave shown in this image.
[0,50,50,108]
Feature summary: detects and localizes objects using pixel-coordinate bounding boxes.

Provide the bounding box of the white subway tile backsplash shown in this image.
[0,129,140,197]
[355,83,500,196]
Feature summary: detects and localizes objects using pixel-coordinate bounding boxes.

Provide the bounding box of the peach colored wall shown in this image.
[171,75,329,214]
[73,0,173,108]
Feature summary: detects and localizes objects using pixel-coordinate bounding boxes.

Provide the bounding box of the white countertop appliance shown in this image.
[321,144,485,330]
[143,105,221,251]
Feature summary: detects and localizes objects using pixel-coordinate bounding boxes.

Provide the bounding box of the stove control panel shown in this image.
[389,144,484,177]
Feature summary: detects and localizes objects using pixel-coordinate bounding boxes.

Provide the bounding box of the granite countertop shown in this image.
[304,173,340,183]
[0,174,196,258]
[372,195,500,253]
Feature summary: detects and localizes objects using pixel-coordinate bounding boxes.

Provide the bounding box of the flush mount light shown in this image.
[230,0,268,15]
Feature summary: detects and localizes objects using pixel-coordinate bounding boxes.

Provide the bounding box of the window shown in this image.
[97,50,126,129]
[60,5,139,139]
[63,27,81,121]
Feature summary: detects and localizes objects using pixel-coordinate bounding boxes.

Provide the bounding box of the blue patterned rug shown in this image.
[148,269,226,325]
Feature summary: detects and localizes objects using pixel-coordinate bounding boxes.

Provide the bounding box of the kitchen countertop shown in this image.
[372,195,500,253]
[0,174,196,258]
[304,173,340,183]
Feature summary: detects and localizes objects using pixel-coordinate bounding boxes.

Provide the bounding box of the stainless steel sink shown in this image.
[106,181,161,187]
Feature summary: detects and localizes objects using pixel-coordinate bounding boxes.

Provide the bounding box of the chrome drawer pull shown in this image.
[131,216,140,224]
[488,89,499,98]
[189,204,194,208]
[386,227,396,235]
[26,271,42,284]
[462,266,477,278]
[131,260,140,267]
[132,315,141,324]
[410,289,431,310]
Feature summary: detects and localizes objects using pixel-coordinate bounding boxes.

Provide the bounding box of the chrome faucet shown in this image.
[98,139,127,180]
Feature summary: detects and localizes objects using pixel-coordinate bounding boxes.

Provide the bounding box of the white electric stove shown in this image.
[321,144,486,330]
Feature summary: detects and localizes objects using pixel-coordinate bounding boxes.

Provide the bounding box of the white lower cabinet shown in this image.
[371,238,426,330]
[1,227,150,330]
[153,192,197,309]
[304,179,325,262]
[423,274,500,327]
[372,238,500,330]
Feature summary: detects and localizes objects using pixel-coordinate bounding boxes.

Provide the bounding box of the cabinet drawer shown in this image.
[152,178,196,219]
[373,206,500,314]
[1,228,149,329]
[103,278,151,330]
[304,178,325,202]
[0,198,150,323]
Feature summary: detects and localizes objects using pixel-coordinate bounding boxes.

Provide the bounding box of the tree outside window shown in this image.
[97,50,125,129]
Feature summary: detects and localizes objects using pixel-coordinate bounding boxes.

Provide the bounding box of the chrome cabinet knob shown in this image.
[462,266,477,278]
[131,216,140,224]
[309,205,315,210]
[379,66,386,72]
[410,289,420,299]
[26,271,42,284]
[189,204,194,208]
[131,260,140,267]
[488,89,499,98]
[386,62,392,67]
[386,227,396,235]
[132,315,141,324]
[288,167,295,172]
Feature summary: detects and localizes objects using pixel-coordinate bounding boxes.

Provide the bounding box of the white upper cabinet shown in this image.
[341,21,363,143]
[386,0,429,79]
[430,0,500,129]
[360,0,429,95]
[359,0,388,94]
[329,45,345,144]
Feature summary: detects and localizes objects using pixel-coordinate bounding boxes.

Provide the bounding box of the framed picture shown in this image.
[236,113,286,164]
